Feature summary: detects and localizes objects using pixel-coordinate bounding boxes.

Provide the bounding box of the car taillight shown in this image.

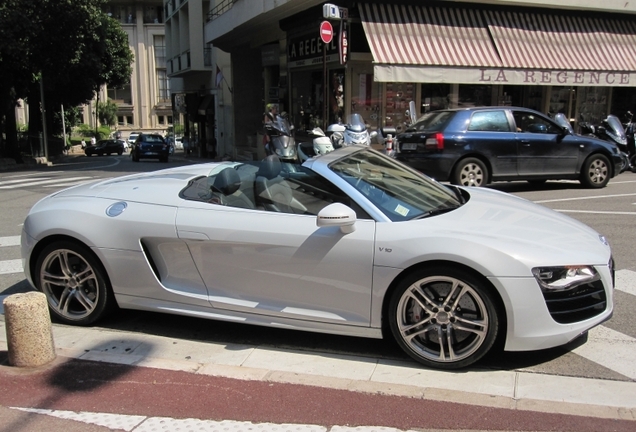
[425,133,444,150]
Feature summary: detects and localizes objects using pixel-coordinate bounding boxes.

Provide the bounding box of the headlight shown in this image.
[532,266,600,292]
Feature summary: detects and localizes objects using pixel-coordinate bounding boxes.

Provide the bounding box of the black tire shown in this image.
[34,241,115,326]
[160,156,168,163]
[388,265,500,370]
[451,157,488,187]
[580,154,611,188]
[117,150,123,155]
[132,153,139,162]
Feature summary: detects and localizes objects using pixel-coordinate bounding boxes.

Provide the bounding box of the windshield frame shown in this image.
[327,148,463,222]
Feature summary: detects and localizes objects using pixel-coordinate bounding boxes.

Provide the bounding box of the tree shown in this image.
[0,0,134,158]
[97,99,118,127]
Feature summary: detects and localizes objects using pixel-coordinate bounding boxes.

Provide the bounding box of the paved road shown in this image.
[1,155,635,431]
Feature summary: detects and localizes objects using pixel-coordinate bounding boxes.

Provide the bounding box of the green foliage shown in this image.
[97,99,118,127]
[75,124,112,140]
[0,0,135,156]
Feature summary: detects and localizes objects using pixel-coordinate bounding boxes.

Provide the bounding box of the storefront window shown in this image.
[351,71,381,130]
[291,69,324,131]
[458,85,492,108]
[574,87,609,126]
[383,82,415,132]
[421,84,451,115]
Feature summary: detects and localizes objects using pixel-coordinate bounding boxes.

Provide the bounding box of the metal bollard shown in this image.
[3,292,56,367]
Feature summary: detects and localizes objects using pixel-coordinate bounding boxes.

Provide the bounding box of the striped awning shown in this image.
[360,3,636,84]
[359,3,503,68]
[485,10,636,71]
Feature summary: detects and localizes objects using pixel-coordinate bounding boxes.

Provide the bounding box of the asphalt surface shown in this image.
[1,149,635,431]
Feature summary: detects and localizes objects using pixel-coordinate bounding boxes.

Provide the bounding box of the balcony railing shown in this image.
[207,0,236,22]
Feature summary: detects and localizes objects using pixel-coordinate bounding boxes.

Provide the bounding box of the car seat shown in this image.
[255,155,306,213]
[210,168,255,209]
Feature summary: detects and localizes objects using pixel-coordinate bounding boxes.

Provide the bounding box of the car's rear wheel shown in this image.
[117,150,123,155]
[388,265,499,369]
[34,241,115,326]
[452,158,488,187]
[580,154,610,188]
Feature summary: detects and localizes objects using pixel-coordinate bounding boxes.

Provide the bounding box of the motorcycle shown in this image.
[264,114,298,163]
[327,113,377,148]
[297,127,334,163]
[623,111,636,172]
[579,114,631,173]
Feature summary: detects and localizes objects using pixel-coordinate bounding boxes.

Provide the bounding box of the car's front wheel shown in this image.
[580,153,610,188]
[34,241,115,325]
[388,265,500,369]
[452,158,488,187]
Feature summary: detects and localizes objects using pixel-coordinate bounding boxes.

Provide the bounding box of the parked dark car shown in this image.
[131,133,170,162]
[395,107,623,188]
[84,139,125,156]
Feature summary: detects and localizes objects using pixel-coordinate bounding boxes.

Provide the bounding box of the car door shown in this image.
[513,110,580,175]
[464,110,517,177]
[175,202,376,327]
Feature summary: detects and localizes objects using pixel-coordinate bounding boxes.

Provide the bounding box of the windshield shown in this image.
[409,111,455,132]
[329,149,462,221]
[554,113,574,133]
[346,114,367,133]
[273,115,292,135]
[605,115,627,142]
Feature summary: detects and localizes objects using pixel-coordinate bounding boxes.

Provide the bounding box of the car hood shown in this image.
[48,163,227,205]
[377,186,611,273]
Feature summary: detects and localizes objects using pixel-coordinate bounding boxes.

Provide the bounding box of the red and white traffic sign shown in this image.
[320,20,333,44]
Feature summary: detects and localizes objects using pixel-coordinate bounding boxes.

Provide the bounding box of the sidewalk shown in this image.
[0,312,635,431]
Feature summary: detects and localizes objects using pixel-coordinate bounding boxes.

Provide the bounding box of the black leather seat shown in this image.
[255,155,306,213]
[210,168,255,209]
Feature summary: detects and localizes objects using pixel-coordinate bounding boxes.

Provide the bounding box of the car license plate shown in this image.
[402,143,417,151]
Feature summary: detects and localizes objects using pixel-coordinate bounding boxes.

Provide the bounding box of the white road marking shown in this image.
[616,269,636,296]
[572,325,636,380]
[0,236,20,247]
[554,209,636,215]
[0,176,93,189]
[0,259,22,275]
[534,192,636,204]
[0,177,52,185]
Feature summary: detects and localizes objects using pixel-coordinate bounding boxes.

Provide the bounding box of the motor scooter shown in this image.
[327,113,377,148]
[297,127,334,163]
[264,114,298,163]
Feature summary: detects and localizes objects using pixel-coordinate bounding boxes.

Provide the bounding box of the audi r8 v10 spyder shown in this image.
[21,145,614,369]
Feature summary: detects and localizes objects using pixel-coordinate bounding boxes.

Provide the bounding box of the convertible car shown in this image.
[21,146,614,369]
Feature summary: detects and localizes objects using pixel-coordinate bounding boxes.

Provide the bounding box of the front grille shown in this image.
[542,280,607,324]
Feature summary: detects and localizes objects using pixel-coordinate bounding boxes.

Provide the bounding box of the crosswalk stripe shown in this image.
[573,325,636,380]
[0,176,93,189]
[616,269,636,296]
[0,236,20,247]
[0,177,52,185]
[0,259,22,275]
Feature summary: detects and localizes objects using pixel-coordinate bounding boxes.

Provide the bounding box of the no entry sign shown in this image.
[320,20,333,44]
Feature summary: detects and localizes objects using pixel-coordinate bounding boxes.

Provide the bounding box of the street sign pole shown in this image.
[319,20,334,130]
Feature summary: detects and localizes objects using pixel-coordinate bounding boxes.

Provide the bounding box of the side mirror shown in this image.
[317,202,356,234]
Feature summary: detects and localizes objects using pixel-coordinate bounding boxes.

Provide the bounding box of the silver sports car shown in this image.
[21,145,614,369]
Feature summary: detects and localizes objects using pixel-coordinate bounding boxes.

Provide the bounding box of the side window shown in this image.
[513,111,561,134]
[467,111,510,132]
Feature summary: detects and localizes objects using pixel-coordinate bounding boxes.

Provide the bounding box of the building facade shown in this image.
[164,0,232,159]
[187,0,636,158]
[80,0,171,140]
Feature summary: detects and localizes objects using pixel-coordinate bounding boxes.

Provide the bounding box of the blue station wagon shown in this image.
[395,107,623,188]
